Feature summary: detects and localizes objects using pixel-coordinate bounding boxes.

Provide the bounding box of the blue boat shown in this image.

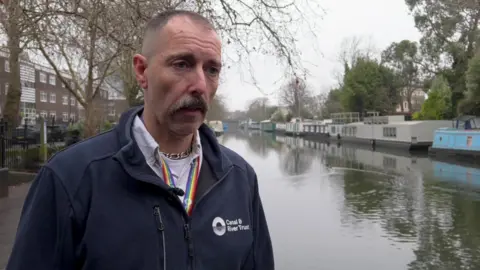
[429,115,480,158]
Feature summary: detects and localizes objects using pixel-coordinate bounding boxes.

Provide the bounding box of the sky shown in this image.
[218,0,422,111]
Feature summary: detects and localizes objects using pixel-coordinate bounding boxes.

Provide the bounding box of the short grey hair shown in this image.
[141,10,215,58]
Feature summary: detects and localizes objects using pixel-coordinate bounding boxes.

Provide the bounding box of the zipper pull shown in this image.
[184,224,191,240]
[153,206,164,231]
[184,223,194,257]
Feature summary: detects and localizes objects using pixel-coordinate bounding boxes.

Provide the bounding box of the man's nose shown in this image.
[188,65,208,95]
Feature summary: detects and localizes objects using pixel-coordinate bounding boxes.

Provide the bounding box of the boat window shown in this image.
[383,127,397,138]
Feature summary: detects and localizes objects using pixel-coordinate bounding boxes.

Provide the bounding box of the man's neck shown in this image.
[142,111,193,154]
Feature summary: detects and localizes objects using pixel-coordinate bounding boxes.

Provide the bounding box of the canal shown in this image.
[0,131,480,269]
[220,131,480,270]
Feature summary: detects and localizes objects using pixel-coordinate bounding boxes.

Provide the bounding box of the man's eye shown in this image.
[173,61,189,69]
[206,67,219,76]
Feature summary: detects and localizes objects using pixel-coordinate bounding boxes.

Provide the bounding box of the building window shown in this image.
[39,72,47,83]
[383,127,397,137]
[40,91,47,102]
[62,95,68,105]
[70,97,75,105]
[40,110,48,118]
[49,111,56,120]
[4,60,9,72]
[70,113,76,122]
[49,93,56,103]
[109,107,116,116]
[4,83,8,95]
[62,112,69,122]
[49,75,56,85]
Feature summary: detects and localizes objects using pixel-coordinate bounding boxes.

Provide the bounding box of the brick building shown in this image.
[0,50,36,125]
[34,65,79,125]
[0,50,111,126]
[104,73,130,123]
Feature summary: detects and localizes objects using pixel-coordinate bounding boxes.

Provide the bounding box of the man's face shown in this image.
[134,16,222,136]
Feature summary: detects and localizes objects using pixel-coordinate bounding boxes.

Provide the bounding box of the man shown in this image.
[6,10,274,270]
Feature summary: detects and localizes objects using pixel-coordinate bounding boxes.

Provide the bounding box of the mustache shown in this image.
[169,95,208,114]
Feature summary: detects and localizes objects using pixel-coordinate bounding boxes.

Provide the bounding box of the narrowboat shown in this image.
[340,114,451,150]
[429,115,480,159]
[260,120,276,132]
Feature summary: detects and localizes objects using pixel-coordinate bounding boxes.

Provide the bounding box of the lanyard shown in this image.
[160,156,200,215]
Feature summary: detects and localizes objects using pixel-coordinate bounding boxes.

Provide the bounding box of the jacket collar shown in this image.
[113,106,232,186]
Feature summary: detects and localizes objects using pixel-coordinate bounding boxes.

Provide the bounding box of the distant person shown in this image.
[7,10,274,270]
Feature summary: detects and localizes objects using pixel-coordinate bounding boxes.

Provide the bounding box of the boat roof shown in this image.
[346,120,450,126]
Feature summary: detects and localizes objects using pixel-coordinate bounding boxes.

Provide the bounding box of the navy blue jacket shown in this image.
[6,106,274,270]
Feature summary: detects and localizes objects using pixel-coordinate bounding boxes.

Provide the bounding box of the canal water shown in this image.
[1,131,480,269]
[219,131,480,270]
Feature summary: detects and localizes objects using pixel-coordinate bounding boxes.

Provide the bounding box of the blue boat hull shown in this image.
[430,129,480,154]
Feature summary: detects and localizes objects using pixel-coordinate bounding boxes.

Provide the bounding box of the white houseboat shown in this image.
[328,112,361,140]
[276,123,286,135]
[285,118,314,136]
[339,115,451,150]
[209,120,224,136]
[302,119,332,140]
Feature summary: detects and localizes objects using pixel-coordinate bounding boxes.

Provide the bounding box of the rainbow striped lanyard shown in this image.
[160,156,201,215]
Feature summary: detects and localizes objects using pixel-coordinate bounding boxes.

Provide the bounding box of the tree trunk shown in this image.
[3,0,22,127]
[83,102,97,138]
[406,88,413,113]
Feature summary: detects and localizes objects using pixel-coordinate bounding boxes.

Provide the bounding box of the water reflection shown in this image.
[224,132,480,270]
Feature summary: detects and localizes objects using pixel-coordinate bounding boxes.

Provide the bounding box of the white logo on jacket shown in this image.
[212,216,250,236]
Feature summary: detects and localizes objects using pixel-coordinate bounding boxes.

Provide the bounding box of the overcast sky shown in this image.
[219,0,422,111]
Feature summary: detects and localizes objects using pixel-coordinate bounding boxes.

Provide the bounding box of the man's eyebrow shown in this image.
[165,52,194,62]
[207,59,222,68]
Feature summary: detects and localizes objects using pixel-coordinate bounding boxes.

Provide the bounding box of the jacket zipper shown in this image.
[183,218,194,270]
[159,166,234,270]
[153,206,167,270]
[183,167,234,270]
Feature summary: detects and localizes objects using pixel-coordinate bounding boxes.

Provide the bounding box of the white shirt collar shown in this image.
[132,116,202,164]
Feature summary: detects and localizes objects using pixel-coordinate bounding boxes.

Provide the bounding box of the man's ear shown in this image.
[133,54,148,90]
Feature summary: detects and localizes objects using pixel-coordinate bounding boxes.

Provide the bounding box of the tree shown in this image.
[333,36,378,88]
[321,89,343,117]
[0,0,41,126]
[31,1,125,137]
[108,47,143,108]
[104,0,322,106]
[304,94,324,119]
[340,57,399,114]
[24,0,320,137]
[405,0,480,114]
[413,75,452,120]
[246,97,269,121]
[278,77,312,118]
[381,40,422,112]
[458,51,480,115]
